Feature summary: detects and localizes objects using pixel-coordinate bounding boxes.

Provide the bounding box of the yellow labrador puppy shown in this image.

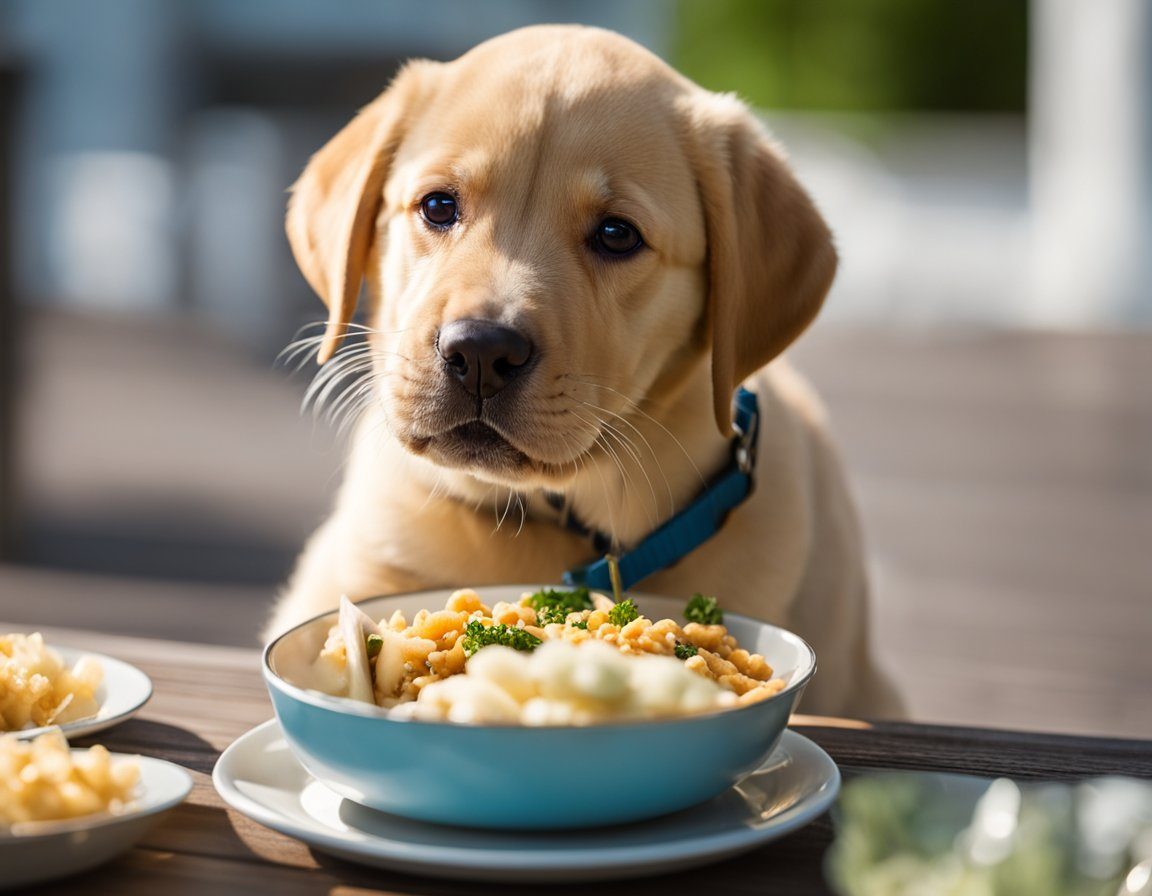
[268,25,901,718]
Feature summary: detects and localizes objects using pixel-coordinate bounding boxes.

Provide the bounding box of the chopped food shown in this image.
[1,634,103,732]
[0,729,139,825]
[393,639,738,725]
[607,598,640,627]
[313,588,786,723]
[684,593,724,625]
[460,620,543,657]
[524,587,594,626]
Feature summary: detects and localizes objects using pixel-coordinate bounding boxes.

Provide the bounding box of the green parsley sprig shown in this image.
[608,598,639,627]
[525,587,593,626]
[460,620,542,657]
[684,593,723,625]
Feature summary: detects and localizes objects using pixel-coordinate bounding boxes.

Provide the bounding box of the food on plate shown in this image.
[391,639,741,724]
[0,729,139,825]
[311,588,787,723]
[0,634,103,732]
[684,593,724,625]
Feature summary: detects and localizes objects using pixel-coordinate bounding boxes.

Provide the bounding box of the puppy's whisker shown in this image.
[297,341,393,438]
[417,469,450,516]
[305,355,374,404]
[493,487,526,537]
[563,374,707,490]
[276,336,325,371]
[565,414,605,451]
[494,486,515,532]
[277,321,383,371]
[304,357,372,420]
[300,342,372,382]
[511,489,527,537]
[594,416,664,527]
[572,409,635,517]
[569,392,663,476]
[578,399,675,516]
[584,438,620,548]
[328,380,379,438]
[280,319,412,368]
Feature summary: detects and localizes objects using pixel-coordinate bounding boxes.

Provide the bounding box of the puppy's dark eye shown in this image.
[420,192,459,228]
[593,218,643,257]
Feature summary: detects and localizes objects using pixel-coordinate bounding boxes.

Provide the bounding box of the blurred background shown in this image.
[0,0,1148,737]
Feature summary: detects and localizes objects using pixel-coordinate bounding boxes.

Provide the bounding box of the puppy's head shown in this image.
[287,25,835,489]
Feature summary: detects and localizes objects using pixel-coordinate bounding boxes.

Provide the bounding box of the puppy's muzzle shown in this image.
[437,319,534,400]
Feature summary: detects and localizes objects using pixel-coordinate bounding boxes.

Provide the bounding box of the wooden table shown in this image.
[9,624,1151,896]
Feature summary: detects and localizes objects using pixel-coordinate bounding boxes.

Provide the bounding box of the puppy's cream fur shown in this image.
[268,25,901,718]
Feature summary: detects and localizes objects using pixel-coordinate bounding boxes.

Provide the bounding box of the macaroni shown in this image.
[1,634,103,732]
[394,639,738,724]
[318,589,787,723]
[0,729,139,826]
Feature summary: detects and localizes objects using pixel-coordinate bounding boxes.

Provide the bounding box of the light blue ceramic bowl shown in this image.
[263,586,816,830]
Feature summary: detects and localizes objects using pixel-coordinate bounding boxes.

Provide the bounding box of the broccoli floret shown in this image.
[526,587,593,626]
[684,593,723,625]
[674,641,699,660]
[460,620,542,657]
[607,598,639,627]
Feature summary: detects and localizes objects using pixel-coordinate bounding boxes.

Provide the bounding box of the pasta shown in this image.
[0,634,103,732]
[0,729,139,826]
[316,589,787,723]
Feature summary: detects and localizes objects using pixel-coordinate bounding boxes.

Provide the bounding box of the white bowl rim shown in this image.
[0,752,193,839]
[263,585,816,730]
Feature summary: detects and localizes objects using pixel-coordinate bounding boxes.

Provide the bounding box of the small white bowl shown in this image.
[0,754,193,890]
[264,587,815,830]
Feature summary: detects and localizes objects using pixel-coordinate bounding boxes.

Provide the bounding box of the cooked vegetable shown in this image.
[684,593,723,625]
[460,620,542,657]
[339,595,380,704]
[317,587,787,719]
[1,633,103,731]
[607,598,639,627]
[525,587,593,626]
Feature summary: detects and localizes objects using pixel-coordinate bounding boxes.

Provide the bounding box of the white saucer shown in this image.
[13,647,153,741]
[213,719,840,883]
[0,753,193,890]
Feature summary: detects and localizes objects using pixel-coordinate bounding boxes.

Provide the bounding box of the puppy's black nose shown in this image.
[437,319,533,399]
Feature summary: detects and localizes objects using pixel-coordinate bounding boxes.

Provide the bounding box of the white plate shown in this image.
[12,647,153,741]
[0,753,193,890]
[214,719,840,883]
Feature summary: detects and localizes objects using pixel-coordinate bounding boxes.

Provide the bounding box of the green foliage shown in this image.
[672,0,1027,113]
[674,641,699,660]
[684,594,723,626]
[460,620,542,657]
[826,774,1146,896]
[607,598,640,627]
[525,587,593,626]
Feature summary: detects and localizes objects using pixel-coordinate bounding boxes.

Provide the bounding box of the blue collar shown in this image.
[561,387,759,592]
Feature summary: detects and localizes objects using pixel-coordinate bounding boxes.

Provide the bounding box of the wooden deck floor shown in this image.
[2,311,1149,738]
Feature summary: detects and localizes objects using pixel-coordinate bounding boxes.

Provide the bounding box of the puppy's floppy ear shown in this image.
[686,93,838,434]
[286,62,434,363]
